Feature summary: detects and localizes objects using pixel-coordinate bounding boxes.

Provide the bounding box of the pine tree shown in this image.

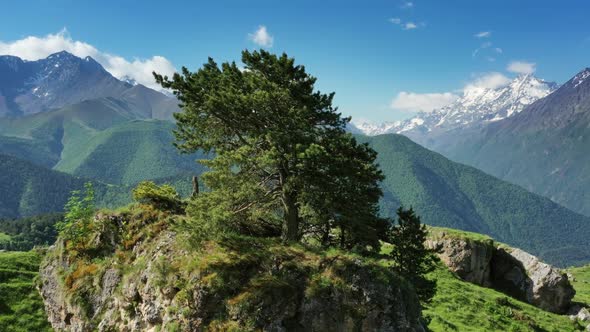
[154,50,385,249]
[388,207,438,301]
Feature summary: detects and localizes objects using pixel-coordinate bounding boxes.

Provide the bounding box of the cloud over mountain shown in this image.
[0,29,176,90]
[391,91,459,112]
[507,61,536,75]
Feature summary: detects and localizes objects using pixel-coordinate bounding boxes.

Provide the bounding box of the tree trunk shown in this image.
[191,176,199,198]
[282,190,300,242]
[279,165,300,242]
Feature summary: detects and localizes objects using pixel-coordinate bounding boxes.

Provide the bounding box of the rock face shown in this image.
[39,209,425,332]
[425,236,494,286]
[491,248,575,313]
[426,229,575,313]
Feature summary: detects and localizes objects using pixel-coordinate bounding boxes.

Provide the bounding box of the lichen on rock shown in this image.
[39,205,425,331]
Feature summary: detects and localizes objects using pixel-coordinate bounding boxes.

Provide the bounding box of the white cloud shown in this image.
[401,1,414,9]
[507,61,536,75]
[474,31,491,38]
[0,29,176,90]
[404,22,418,30]
[389,18,422,30]
[494,47,503,54]
[464,72,511,90]
[391,91,459,112]
[248,25,274,47]
[389,72,513,114]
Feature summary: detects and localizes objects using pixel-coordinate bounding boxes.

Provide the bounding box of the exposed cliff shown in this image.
[426,228,575,313]
[38,206,425,331]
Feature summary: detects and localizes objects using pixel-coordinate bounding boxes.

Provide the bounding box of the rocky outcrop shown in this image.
[491,247,575,313]
[426,229,575,314]
[39,209,425,332]
[425,235,494,286]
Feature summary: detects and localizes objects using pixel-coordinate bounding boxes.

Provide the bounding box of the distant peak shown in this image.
[47,50,77,59]
[571,68,590,88]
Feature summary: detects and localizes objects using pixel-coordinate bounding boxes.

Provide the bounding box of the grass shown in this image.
[423,226,588,331]
[428,226,494,243]
[0,251,52,332]
[424,263,584,332]
[567,265,590,306]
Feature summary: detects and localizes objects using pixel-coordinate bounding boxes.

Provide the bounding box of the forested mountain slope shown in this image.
[363,134,590,267]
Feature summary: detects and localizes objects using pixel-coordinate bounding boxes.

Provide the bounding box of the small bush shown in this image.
[132,181,184,213]
[56,183,96,247]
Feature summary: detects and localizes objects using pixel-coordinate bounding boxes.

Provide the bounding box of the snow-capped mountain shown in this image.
[0,51,179,118]
[352,74,558,136]
[349,120,402,136]
[431,67,590,217]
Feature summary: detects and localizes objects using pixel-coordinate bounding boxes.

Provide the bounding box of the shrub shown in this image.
[132,181,184,213]
[55,183,96,247]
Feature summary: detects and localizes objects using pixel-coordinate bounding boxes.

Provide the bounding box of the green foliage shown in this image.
[0,251,52,332]
[361,133,590,267]
[387,207,437,301]
[0,213,61,251]
[0,153,130,219]
[155,50,385,248]
[132,181,184,213]
[56,182,96,246]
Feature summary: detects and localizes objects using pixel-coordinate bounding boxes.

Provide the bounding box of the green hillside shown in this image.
[0,98,137,168]
[363,134,590,267]
[0,251,52,332]
[428,74,590,218]
[54,120,204,185]
[0,154,129,218]
[0,101,202,186]
[2,104,589,267]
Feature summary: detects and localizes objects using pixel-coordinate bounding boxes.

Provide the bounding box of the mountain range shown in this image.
[0,51,179,119]
[354,68,590,218]
[1,51,590,266]
[433,68,590,216]
[363,134,590,267]
[351,74,558,140]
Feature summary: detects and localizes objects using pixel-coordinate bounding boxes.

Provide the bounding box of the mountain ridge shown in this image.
[352,74,558,139]
[0,51,179,119]
[433,67,590,216]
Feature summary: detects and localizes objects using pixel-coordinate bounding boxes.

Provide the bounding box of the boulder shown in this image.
[491,248,575,313]
[425,235,494,286]
[427,229,575,314]
[569,306,590,322]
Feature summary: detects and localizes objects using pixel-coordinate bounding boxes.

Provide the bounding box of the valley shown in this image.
[1,6,589,328]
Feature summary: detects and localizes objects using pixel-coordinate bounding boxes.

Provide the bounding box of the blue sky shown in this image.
[1,0,589,122]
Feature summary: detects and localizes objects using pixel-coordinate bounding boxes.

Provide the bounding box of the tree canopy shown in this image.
[154,50,386,249]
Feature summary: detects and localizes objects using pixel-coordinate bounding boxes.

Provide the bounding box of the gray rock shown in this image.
[427,232,575,313]
[568,305,590,322]
[425,236,493,286]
